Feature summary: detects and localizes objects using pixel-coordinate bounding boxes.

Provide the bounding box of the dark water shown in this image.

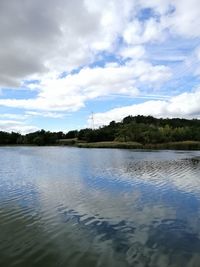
[0,147,200,267]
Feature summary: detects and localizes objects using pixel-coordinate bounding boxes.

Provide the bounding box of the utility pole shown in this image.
[91,112,95,129]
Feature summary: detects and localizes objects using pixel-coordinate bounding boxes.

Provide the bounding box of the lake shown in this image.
[0,147,200,267]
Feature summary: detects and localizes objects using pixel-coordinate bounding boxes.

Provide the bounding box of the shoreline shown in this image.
[1,141,200,150]
[56,140,200,150]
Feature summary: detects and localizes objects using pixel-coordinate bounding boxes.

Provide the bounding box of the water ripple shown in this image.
[0,147,200,266]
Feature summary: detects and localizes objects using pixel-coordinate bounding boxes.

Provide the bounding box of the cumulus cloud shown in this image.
[123,18,165,45]
[141,0,200,36]
[166,0,200,37]
[0,0,200,131]
[121,0,200,46]
[0,0,134,88]
[119,45,146,59]
[0,112,61,133]
[0,0,199,88]
[0,120,38,134]
[25,111,66,118]
[90,88,200,127]
[0,113,28,120]
[0,61,171,111]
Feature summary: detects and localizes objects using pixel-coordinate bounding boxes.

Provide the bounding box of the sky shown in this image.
[0,0,200,133]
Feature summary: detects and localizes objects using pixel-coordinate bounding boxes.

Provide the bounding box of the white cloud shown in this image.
[0,61,171,111]
[0,0,199,89]
[0,113,28,120]
[90,88,200,127]
[0,0,200,131]
[125,60,171,85]
[139,0,171,15]
[26,111,66,118]
[119,45,146,59]
[123,18,165,45]
[0,114,39,133]
[0,120,38,134]
[0,0,136,88]
[122,0,200,46]
[167,90,200,116]
[166,0,200,37]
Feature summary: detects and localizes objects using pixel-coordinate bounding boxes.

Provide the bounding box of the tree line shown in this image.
[76,116,200,144]
[1,115,200,145]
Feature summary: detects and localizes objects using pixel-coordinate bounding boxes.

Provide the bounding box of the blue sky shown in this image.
[0,0,200,133]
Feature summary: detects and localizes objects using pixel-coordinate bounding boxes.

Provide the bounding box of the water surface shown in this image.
[0,147,200,267]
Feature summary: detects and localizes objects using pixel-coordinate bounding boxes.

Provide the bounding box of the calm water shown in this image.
[0,147,200,267]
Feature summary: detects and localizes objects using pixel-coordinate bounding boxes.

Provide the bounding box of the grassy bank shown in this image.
[76,141,142,149]
[144,141,200,150]
[1,140,200,150]
[58,139,200,150]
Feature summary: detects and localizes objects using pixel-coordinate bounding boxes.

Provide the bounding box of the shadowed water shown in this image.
[0,147,200,267]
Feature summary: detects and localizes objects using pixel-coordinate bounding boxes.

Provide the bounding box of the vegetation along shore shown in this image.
[1,115,200,150]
